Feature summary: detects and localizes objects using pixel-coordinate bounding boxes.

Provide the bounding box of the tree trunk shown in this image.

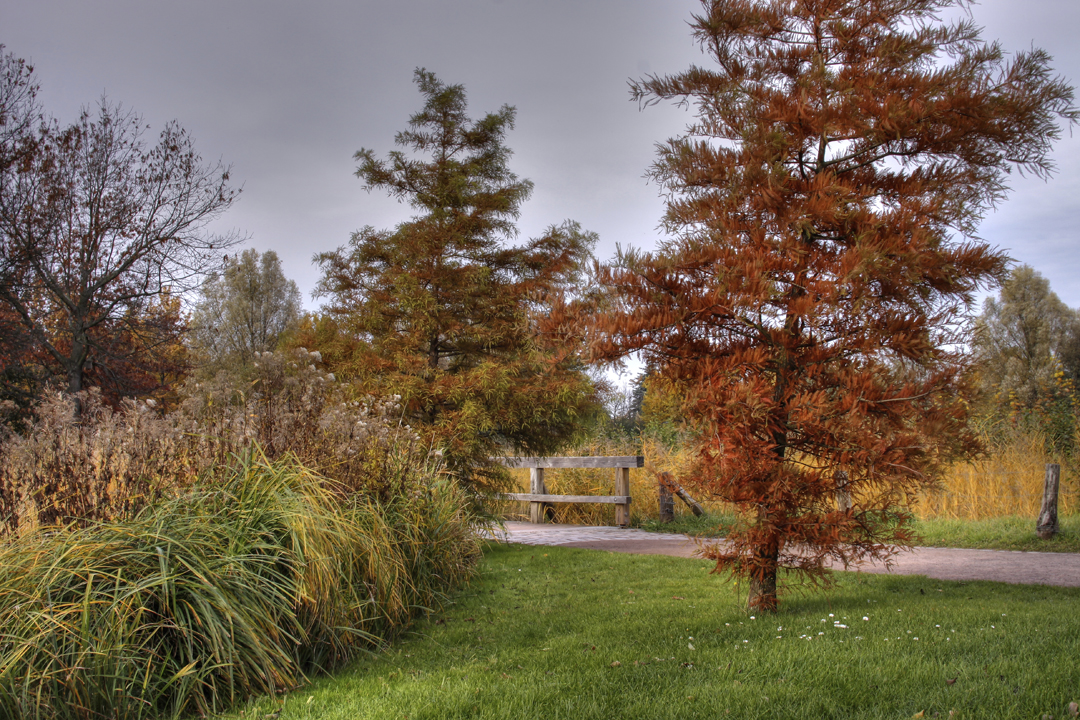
[748,540,779,613]
[65,335,88,415]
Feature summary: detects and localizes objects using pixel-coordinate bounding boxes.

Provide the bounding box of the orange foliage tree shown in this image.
[313,70,600,491]
[588,0,1077,610]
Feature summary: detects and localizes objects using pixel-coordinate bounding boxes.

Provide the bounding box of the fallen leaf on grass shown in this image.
[946,677,957,686]
[610,661,622,667]
[1069,702,1079,718]
[672,596,685,600]
[912,712,924,719]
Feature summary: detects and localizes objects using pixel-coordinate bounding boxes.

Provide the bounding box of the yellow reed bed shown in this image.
[917,430,1078,520]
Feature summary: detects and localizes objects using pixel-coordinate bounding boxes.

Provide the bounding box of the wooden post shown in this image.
[661,472,705,517]
[615,466,631,526]
[1036,463,1060,540]
[658,472,675,523]
[529,466,547,524]
[835,470,852,512]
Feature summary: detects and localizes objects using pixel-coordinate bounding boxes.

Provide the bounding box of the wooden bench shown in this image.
[495,456,644,526]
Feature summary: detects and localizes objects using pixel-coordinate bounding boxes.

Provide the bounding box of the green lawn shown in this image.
[225,542,1080,720]
[635,512,1080,553]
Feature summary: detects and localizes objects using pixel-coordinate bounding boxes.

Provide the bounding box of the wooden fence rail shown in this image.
[494,456,644,526]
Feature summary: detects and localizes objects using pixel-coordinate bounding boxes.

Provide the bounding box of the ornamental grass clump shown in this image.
[0,448,481,720]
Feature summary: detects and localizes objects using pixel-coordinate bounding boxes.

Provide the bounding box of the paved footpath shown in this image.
[489,521,1080,588]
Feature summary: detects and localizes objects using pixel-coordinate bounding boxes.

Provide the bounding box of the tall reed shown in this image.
[917,425,1078,520]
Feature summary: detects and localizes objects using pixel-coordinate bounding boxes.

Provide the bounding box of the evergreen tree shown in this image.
[315,70,599,489]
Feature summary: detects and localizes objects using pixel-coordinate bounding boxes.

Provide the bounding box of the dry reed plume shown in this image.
[0,348,423,535]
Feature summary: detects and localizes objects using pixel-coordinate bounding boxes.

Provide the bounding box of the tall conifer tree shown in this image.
[590,0,1077,610]
[315,70,599,489]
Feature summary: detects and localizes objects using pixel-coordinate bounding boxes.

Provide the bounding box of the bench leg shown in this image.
[615,467,631,526]
[529,467,547,524]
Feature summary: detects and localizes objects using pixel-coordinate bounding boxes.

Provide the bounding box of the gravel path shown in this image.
[489,521,1080,588]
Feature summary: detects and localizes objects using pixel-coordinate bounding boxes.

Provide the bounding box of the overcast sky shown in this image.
[4,0,1079,315]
